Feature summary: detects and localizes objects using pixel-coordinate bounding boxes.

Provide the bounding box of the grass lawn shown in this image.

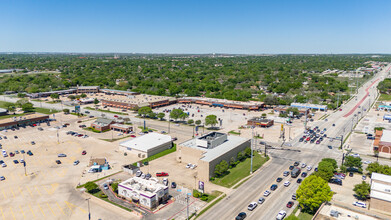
[228,130,241,135]
[0,101,59,115]
[212,153,269,188]
[298,212,313,220]
[378,93,391,101]
[132,145,176,166]
[85,107,128,115]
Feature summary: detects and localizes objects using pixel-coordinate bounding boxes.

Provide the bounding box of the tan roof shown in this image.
[89,158,106,166]
[0,113,48,124]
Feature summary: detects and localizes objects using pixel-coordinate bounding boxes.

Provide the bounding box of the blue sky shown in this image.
[1,0,391,53]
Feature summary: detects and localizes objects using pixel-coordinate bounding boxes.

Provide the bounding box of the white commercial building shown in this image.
[370,172,391,213]
[118,177,169,209]
[119,133,172,158]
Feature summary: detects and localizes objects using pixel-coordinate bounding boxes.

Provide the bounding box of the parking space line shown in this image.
[46,203,56,216]
[9,207,16,220]
[37,204,45,217]
[26,186,33,197]
[64,201,74,212]
[64,201,87,213]
[51,183,59,194]
[56,202,65,215]
[0,207,5,220]
[43,186,51,195]
[34,186,42,196]
[11,189,15,198]
[19,206,25,219]
[28,204,36,218]
[1,189,6,200]
[18,186,23,196]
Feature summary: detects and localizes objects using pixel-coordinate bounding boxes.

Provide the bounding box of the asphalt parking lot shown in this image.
[0,114,138,220]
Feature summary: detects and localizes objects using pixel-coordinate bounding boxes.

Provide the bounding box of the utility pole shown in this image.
[251,124,254,174]
[336,94,340,109]
[23,153,27,176]
[264,142,267,157]
[186,193,189,220]
[86,198,91,220]
[168,115,170,133]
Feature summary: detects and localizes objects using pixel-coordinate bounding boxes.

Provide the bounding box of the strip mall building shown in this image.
[0,113,49,130]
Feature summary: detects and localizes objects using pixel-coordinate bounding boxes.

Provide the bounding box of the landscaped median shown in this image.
[211,152,269,188]
[84,106,128,115]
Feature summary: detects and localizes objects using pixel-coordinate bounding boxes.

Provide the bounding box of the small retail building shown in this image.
[110,123,133,134]
[0,113,49,130]
[0,108,8,116]
[370,173,391,213]
[90,118,115,132]
[177,132,250,183]
[247,117,274,127]
[119,133,172,158]
[373,130,391,154]
[118,177,169,210]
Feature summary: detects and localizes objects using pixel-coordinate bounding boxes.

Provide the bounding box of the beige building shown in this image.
[119,133,172,158]
[177,132,250,183]
[370,173,391,213]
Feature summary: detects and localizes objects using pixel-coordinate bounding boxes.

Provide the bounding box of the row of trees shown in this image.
[3,99,34,112]
[214,147,252,177]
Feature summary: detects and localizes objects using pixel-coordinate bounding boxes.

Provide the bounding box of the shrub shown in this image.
[201,195,208,201]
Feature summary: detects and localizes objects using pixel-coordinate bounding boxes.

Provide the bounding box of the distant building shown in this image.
[119,133,172,158]
[177,132,250,183]
[0,108,7,116]
[291,103,327,111]
[110,123,132,134]
[90,118,115,132]
[75,86,100,94]
[376,130,391,154]
[0,113,49,130]
[370,173,391,213]
[118,177,169,210]
[247,117,274,127]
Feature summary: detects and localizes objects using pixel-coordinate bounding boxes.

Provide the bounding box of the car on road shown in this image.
[156,172,169,177]
[286,201,294,208]
[284,181,290,187]
[283,171,290,177]
[58,153,67,157]
[247,202,257,211]
[103,184,109,190]
[297,178,302,184]
[353,201,366,208]
[73,160,80,165]
[301,172,307,177]
[263,190,271,197]
[235,212,247,220]
[289,166,294,170]
[258,197,265,204]
[55,160,61,164]
[276,210,286,220]
[270,184,278,191]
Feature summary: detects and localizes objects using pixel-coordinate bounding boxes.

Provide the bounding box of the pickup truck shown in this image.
[156,172,169,177]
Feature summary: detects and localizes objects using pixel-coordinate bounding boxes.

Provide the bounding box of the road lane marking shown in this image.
[46,203,56,216]
[9,207,16,220]
[0,207,5,220]
[34,186,42,196]
[37,204,45,217]
[56,202,65,215]
[19,206,25,219]
[28,204,36,218]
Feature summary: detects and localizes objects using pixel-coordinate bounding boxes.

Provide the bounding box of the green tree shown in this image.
[170,109,184,121]
[3,102,15,112]
[187,119,194,125]
[63,109,70,114]
[214,160,229,177]
[205,115,218,127]
[111,182,119,194]
[138,106,152,118]
[244,147,251,158]
[315,161,335,181]
[264,95,279,105]
[21,102,34,112]
[195,120,202,126]
[94,98,99,105]
[180,112,189,121]
[15,98,29,108]
[353,181,371,200]
[50,93,59,100]
[148,112,157,118]
[17,93,26,98]
[84,182,98,193]
[321,158,338,170]
[157,112,165,120]
[344,156,362,169]
[80,93,87,98]
[68,95,76,100]
[261,113,267,118]
[296,175,333,213]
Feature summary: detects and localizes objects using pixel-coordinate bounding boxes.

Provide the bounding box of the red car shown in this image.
[82,150,87,155]
[10,152,15,157]
[306,137,310,141]
[32,124,37,127]
[114,115,118,118]
[130,135,136,138]
[156,172,169,177]
[286,201,294,208]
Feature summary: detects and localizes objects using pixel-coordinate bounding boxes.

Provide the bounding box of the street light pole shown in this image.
[86,198,91,220]
[251,124,254,174]
[186,193,189,220]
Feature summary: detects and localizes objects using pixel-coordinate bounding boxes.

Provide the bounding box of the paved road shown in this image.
[199,65,391,220]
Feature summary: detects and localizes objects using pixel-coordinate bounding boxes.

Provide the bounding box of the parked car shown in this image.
[362,175,367,180]
[307,166,312,171]
[145,173,152,180]
[276,210,286,220]
[162,178,168,186]
[297,178,302,184]
[283,171,290,177]
[82,151,87,155]
[136,170,142,177]
[73,160,80,165]
[56,160,61,164]
[276,177,283,182]
[301,163,306,168]
[286,201,294,208]
[27,150,33,156]
[9,152,15,157]
[263,190,271,197]
[329,178,342,185]
[247,202,257,211]
[31,141,35,145]
[186,163,192,168]
[301,172,307,177]
[58,153,67,157]
[289,166,294,170]
[284,181,290,187]
[258,197,265,204]
[13,160,19,164]
[0,176,5,181]
[294,161,300,166]
[353,201,367,208]
[103,184,109,190]
[270,184,278,191]
[156,172,169,177]
[292,194,297,200]
[349,172,354,177]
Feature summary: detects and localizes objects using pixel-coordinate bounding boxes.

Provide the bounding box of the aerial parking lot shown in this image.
[0,113,137,220]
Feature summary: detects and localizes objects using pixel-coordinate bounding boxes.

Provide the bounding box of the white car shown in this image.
[284,181,290,187]
[1,163,6,167]
[353,201,366,208]
[247,202,258,211]
[301,163,306,168]
[363,161,372,164]
[263,190,271,197]
[190,164,197,169]
[307,166,312,171]
[352,153,360,158]
[117,133,123,136]
[276,210,286,220]
[186,163,192,169]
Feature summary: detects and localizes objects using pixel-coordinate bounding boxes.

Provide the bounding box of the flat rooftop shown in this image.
[180,135,249,162]
[100,93,173,105]
[180,97,263,106]
[119,133,172,152]
[0,113,49,124]
[119,177,168,198]
[380,130,391,143]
